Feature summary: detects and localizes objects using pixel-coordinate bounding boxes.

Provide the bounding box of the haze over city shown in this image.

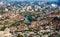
[0,0,58,1]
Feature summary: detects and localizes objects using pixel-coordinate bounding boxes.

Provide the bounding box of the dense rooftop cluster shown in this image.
[0,1,59,37]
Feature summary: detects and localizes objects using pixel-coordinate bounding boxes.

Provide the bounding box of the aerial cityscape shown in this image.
[0,0,60,37]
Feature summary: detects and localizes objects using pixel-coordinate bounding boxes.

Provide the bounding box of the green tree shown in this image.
[17,34,23,37]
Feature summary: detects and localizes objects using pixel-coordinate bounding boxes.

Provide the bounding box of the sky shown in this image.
[10,0,58,1]
[0,0,58,2]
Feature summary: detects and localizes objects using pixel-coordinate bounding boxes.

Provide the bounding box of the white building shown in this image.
[0,28,12,37]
